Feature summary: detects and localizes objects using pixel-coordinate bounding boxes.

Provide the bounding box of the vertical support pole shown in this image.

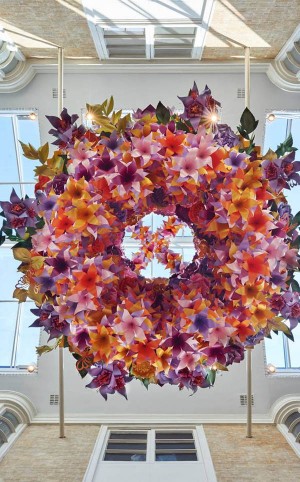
[58,46,65,439]
[246,346,253,438]
[244,46,253,439]
[244,46,250,110]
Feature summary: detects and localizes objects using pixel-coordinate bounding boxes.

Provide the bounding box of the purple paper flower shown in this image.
[178,83,221,130]
[0,189,37,237]
[87,361,131,399]
[161,329,194,357]
[193,310,216,337]
[202,344,227,366]
[46,108,85,147]
[224,151,247,171]
[214,124,239,148]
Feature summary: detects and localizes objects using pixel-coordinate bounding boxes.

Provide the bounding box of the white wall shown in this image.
[0,71,300,419]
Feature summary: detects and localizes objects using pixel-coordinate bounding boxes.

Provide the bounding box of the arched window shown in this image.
[0,390,36,461]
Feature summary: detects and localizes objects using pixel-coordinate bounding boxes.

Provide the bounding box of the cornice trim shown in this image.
[0,390,37,424]
[267,62,300,92]
[31,412,272,424]
[0,59,270,93]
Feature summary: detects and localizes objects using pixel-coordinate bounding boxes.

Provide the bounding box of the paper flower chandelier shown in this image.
[1,83,300,399]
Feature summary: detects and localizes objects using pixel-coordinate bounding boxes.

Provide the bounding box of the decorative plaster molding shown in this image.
[31,412,272,425]
[271,394,300,424]
[0,59,270,94]
[0,390,37,424]
[267,62,300,92]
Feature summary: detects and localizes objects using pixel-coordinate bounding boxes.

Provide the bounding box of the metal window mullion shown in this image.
[0,182,35,185]
[286,118,292,139]
[282,332,291,368]
[12,115,25,198]
[148,429,155,463]
[10,303,23,368]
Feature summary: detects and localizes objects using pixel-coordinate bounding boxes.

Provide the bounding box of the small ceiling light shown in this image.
[27,363,37,373]
[29,112,37,120]
[267,363,276,374]
[267,113,276,122]
[86,112,94,120]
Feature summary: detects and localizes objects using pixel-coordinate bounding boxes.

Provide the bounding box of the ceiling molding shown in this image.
[266,23,300,92]
[0,59,271,93]
[31,412,273,424]
[267,62,300,92]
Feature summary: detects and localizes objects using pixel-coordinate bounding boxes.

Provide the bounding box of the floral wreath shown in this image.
[1,83,300,399]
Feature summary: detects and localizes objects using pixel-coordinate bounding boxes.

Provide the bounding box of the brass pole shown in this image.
[58,46,65,439]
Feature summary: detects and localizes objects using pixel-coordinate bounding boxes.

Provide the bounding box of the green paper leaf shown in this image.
[275,134,297,157]
[207,369,216,386]
[156,101,170,125]
[240,108,259,135]
[284,329,294,342]
[237,126,249,140]
[78,368,88,379]
[0,229,6,246]
[141,378,150,390]
[291,279,300,292]
[176,120,191,133]
[293,211,300,226]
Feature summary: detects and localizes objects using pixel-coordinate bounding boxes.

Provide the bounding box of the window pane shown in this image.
[156,432,194,440]
[0,248,21,299]
[18,118,40,182]
[156,453,197,461]
[23,183,36,197]
[0,183,21,200]
[182,247,195,262]
[109,432,147,440]
[291,118,300,157]
[0,302,18,366]
[104,453,146,461]
[264,335,285,368]
[0,117,18,182]
[107,443,147,450]
[156,442,195,449]
[263,117,287,153]
[3,411,19,428]
[15,302,39,366]
[0,420,12,437]
[289,326,300,368]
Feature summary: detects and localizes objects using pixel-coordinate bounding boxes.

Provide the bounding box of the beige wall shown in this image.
[205,424,300,482]
[0,423,300,482]
[0,425,99,482]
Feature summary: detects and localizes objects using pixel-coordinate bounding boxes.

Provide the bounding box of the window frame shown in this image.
[263,110,300,374]
[102,427,199,463]
[0,109,41,373]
